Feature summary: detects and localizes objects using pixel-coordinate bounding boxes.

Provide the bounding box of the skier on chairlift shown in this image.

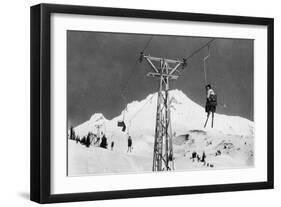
[204,84,217,128]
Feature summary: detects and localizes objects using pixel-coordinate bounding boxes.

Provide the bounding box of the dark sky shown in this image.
[67,31,254,127]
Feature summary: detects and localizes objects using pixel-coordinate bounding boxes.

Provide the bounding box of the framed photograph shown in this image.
[30,3,274,203]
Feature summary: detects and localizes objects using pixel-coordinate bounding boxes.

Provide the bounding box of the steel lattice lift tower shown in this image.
[140,52,186,171]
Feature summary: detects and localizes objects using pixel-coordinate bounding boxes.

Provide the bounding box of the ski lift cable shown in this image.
[142,35,154,52]
[127,93,156,122]
[203,45,211,85]
[120,35,154,103]
[184,38,215,62]
[174,38,215,91]
[118,93,156,134]
[120,59,139,103]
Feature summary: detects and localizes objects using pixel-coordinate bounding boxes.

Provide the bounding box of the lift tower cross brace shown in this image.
[140,53,185,171]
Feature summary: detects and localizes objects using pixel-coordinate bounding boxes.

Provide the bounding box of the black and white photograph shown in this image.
[28,2,274,204]
[67,31,254,176]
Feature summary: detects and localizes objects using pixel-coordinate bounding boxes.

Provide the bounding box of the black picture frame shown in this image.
[30,3,274,204]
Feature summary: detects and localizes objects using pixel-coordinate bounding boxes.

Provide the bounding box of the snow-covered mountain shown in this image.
[69,90,254,176]
[74,89,253,138]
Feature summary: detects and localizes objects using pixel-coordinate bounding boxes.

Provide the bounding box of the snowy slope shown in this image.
[68,141,151,175]
[69,90,254,175]
[75,89,253,138]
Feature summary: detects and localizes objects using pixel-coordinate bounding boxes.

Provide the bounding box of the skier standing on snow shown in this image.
[111,141,114,151]
[127,136,133,152]
[204,84,217,128]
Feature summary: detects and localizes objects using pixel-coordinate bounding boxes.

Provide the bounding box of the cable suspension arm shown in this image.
[146,58,159,73]
[185,38,215,61]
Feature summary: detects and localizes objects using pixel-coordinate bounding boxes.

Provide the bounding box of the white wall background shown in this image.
[0,0,279,206]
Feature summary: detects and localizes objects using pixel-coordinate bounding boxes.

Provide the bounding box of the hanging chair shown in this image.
[117,107,127,132]
[117,121,126,132]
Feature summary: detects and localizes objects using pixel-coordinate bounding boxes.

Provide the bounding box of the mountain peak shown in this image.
[90,113,107,122]
[75,90,253,138]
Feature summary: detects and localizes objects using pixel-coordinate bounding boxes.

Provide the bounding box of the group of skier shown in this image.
[191,151,206,164]
[93,131,133,153]
[190,151,214,167]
